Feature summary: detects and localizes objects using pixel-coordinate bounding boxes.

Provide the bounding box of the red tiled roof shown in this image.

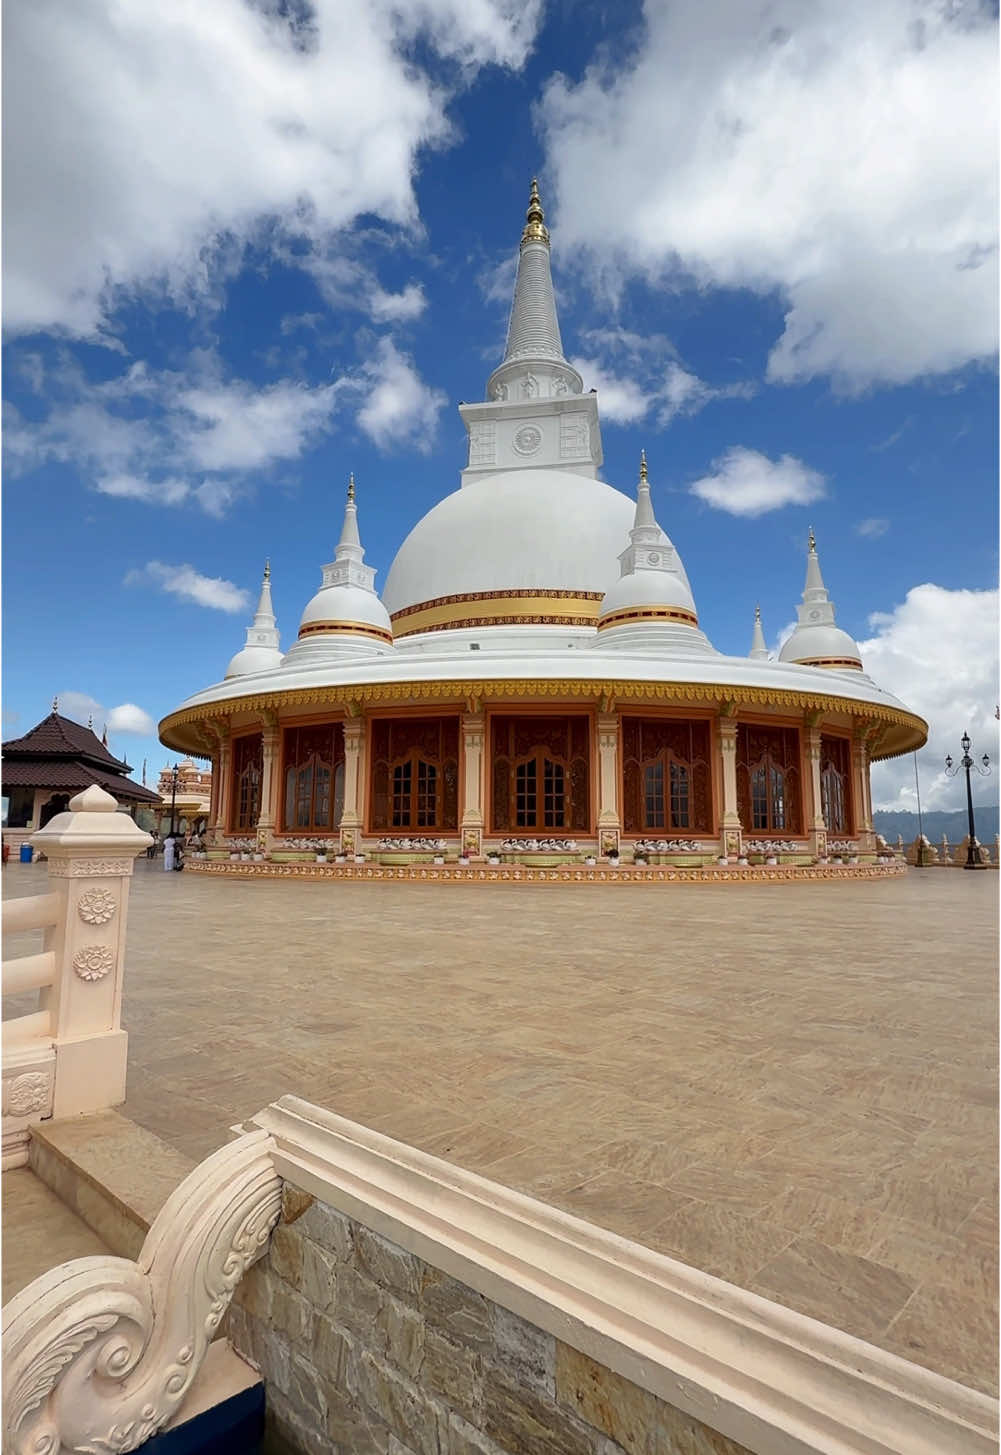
[1,757,162,803]
[3,712,131,771]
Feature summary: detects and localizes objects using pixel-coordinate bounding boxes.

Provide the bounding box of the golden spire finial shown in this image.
[520,177,550,248]
[754,604,761,622]
[347,471,356,503]
[808,526,816,552]
[263,558,271,581]
[639,448,648,482]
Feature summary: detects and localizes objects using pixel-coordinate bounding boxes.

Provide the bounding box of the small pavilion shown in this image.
[2,706,161,846]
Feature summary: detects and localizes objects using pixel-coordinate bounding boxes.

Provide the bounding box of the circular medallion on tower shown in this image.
[513,425,542,456]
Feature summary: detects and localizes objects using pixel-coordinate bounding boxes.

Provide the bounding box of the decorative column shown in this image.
[852,725,876,852]
[596,710,621,857]
[460,705,485,858]
[205,723,231,846]
[30,785,151,1123]
[804,715,827,861]
[718,708,742,860]
[339,715,366,856]
[256,710,280,852]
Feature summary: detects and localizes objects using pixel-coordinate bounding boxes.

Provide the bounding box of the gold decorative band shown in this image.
[598,605,699,630]
[392,592,604,638]
[391,588,602,620]
[297,620,394,644]
[794,657,863,670]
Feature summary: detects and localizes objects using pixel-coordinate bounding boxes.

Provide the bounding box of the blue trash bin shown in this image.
[19,843,33,864]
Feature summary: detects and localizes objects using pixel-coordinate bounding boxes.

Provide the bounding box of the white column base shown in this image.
[52,1030,128,1120]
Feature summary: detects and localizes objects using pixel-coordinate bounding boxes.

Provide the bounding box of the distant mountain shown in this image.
[873,807,999,842]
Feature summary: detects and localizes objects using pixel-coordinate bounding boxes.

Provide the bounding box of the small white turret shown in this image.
[595,452,714,655]
[779,529,862,670]
[284,475,394,662]
[225,561,283,679]
[749,605,769,660]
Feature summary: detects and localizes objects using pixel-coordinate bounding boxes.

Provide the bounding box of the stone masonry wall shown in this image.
[225,1184,751,1455]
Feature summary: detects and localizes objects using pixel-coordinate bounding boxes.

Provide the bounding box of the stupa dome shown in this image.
[779,622,862,668]
[297,583,393,639]
[383,470,635,636]
[779,530,862,670]
[224,563,283,679]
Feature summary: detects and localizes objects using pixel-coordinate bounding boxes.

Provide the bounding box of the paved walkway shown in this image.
[3,861,997,1393]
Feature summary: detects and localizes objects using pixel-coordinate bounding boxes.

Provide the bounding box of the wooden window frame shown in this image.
[280,723,345,836]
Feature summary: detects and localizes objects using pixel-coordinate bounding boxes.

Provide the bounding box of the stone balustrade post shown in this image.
[30,786,151,1120]
[340,717,366,855]
[460,710,485,858]
[717,714,742,859]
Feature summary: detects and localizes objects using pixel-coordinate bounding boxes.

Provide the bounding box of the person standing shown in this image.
[163,834,175,872]
[147,830,159,861]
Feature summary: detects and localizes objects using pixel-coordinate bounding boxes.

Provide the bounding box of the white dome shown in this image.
[599,566,696,618]
[779,623,862,666]
[382,470,635,614]
[299,584,393,635]
[225,643,284,679]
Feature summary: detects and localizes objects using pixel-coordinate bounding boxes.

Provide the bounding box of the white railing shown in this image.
[2,1128,281,1454]
[1,785,151,1168]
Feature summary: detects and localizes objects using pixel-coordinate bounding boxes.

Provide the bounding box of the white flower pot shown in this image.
[717,856,728,865]
[766,856,778,866]
[584,857,596,866]
[487,857,500,866]
[353,855,365,864]
[229,853,238,861]
[434,856,445,865]
[315,855,327,863]
[608,858,620,867]
[458,857,469,866]
[737,857,749,866]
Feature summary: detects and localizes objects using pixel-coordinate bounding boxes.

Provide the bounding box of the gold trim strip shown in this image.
[598,606,699,629]
[298,620,394,643]
[393,594,602,637]
[391,588,603,622]
[792,657,863,669]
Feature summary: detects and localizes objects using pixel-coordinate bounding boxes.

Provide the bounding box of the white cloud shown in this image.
[860,584,1000,812]
[6,0,541,339]
[570,357,650,424]
[690,446,826,516]
[97,474,191,506]
[540,0,998,387]
[6,353,341,514]
[56,692,155,736]
[107,703,156,736]
[56,692,104,727]
[357,339,447,451]
[176,376,338,472]
[856,517,890,538]
[571,330,753,429]
[124,561,250,614]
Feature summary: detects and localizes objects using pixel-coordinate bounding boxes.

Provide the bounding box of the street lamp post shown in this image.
[168,768,181,838]
[944,733,990,870]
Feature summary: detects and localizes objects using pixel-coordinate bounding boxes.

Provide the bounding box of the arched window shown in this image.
[281,724,344,833]
[622,719,711,834]
[819,734,852,834]
[736,725,801,834]
[231,733,263,831]
[491,716,590,833]
[370,718,459,833]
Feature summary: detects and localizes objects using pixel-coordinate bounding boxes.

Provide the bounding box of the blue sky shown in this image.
[4,0,998,811]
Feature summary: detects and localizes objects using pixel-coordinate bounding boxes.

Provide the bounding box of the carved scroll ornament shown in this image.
[2,1129,281,1455]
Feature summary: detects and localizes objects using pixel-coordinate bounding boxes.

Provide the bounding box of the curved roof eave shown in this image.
[159,650,927,761]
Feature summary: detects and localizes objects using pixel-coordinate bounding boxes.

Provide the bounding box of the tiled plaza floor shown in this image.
[4,861,997,1393]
